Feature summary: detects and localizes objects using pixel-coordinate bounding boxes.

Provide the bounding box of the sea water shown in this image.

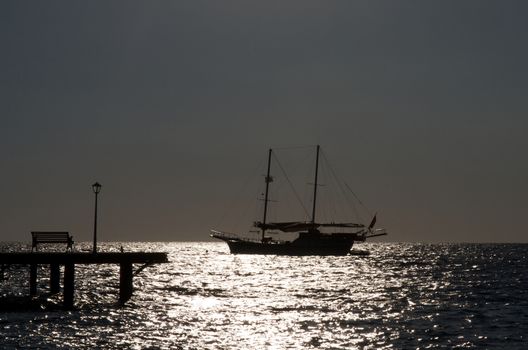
[1,242,527,349]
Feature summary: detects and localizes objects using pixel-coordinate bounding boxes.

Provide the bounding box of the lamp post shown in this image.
[92,182,102,254]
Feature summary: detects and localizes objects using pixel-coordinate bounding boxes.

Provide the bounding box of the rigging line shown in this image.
[321,149,365,221]
[331,157,357,221]
[320,160,335,223]
[335,160,351,220]
[271,152,311,218]
[319,163,328,222]
[326,164,342,221]
[347,189,362,223]
[323,153,372,219]
[216,157,266,229]
[344,182,373,217]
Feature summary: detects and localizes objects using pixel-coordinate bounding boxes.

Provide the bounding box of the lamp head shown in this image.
[92,182,102,194]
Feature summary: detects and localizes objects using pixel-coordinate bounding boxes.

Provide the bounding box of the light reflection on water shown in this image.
[1,242,527,349]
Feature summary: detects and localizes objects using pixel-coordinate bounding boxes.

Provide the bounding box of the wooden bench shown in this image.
[31,232,74,252]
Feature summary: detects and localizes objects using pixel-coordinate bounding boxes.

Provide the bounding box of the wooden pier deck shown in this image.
[0,252,169,309]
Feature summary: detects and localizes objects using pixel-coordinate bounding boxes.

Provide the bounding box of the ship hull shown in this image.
[217,232,358,256]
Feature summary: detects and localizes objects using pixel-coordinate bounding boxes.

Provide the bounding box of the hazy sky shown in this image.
[1,1,527,243]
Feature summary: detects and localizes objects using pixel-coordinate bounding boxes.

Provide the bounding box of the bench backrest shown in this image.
[31,232,74,251]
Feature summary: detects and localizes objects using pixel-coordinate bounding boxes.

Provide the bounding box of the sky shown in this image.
[1,1,527,243]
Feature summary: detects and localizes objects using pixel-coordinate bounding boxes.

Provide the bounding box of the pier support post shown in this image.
[63,263,75,309]
[119,262,133,304]
[29,264,37,296]
[50,264,60,294]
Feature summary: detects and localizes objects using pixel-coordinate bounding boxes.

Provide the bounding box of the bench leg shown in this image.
[63,263,75,309]
[50,264,61,294]
[30,264,37,296]
[119,262,133,304]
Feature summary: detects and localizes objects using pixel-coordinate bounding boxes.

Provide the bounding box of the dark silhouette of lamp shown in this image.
[92,182,102,254]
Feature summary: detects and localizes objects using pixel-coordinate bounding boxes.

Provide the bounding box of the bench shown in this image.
[31,232,74,252]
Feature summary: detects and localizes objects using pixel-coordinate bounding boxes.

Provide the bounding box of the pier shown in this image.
[0,252,169,309]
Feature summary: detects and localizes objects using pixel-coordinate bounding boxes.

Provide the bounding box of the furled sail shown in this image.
[254,221,365,232]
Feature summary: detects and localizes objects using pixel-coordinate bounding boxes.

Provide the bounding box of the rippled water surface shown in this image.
[1,242,527,349]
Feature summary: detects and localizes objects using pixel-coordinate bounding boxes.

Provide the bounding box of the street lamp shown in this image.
[92,182,102,254]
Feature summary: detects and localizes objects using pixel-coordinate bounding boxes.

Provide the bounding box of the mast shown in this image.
[261,148,273,242]
[311,145,320,229]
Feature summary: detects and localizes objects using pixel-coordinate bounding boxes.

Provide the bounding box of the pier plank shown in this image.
[0,252,168,265]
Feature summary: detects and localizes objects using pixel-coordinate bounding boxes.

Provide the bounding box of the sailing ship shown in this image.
[211,145,387,255]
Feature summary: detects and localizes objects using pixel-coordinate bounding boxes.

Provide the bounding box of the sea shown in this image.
[1,242,527,349]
